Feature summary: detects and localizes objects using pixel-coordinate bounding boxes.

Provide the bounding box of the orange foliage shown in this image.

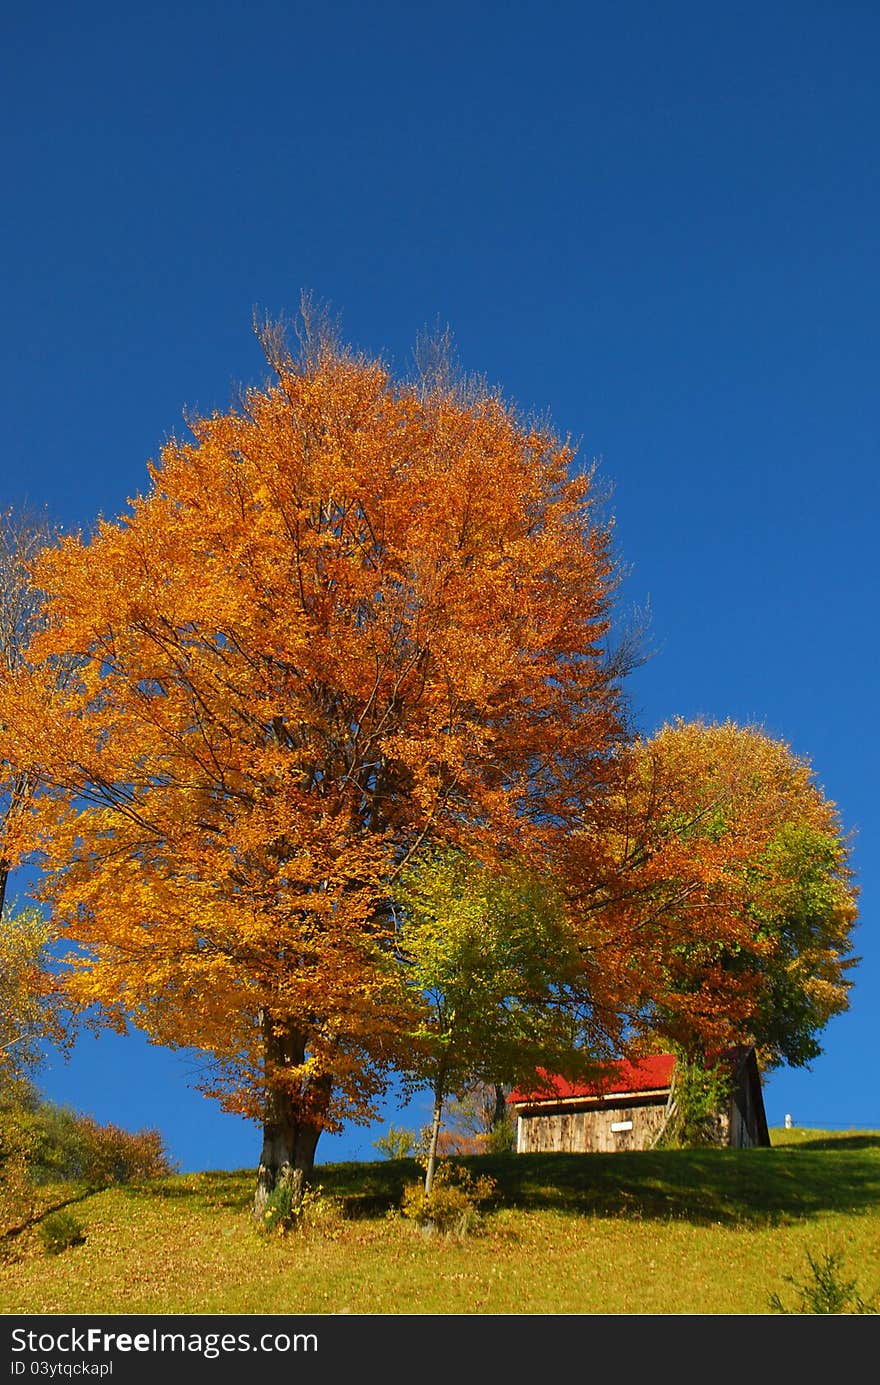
[0,339,628,1160]
[565,719,858,1060]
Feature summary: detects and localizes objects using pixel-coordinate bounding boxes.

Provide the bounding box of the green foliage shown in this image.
[746,823,858,1070]
[655,1054,732,1149]
[393,849,605,1191]
[768,1249,878,1314]
[393,849,604,1101]
[484,1110,516,1154]
[400,1159,496,1236]
[38,1208,86,1256]
[258,1180,298,1235]
[0,906,63,1095]
[372,1125,418,1159]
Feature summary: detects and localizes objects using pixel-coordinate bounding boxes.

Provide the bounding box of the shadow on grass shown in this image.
[127,1170,252,1212]
[122,1143,880,1229]
[318,1146,880,1228]
[129,1164,414,1221]
[773,1134,880,1152]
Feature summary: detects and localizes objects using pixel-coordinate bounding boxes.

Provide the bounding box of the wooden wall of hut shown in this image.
[516,1099,669,1153]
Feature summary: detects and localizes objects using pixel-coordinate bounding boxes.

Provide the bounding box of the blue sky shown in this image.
[2,1,878,1171]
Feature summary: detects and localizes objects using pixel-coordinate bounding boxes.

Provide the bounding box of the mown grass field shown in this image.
[2,1129,879,1315]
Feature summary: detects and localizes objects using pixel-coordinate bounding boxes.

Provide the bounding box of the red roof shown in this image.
[508,1053,677,1106]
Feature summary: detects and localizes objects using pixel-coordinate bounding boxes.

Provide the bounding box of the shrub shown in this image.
[401,1160,496,1237]
[2,1099,175,1188]
[257,1180,347,1235]
[655,1055,732,1149]
[769,1249,878,1314]
[258,1182,343,1237]
[483,1110,517,1154]
[62,1116,173,1186]
[297,1186,346,1235]
[38,1208,85,1256]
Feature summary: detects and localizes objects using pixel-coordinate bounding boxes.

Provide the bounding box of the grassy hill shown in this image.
[2,1129,879,1315]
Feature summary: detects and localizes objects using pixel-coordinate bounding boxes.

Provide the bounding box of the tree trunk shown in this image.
[252,1016,332,1220]
[423,1071,446,1198]
[1,773,35,924]
[491,1083,507,1130]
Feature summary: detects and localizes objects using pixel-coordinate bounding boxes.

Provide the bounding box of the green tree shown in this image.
[0,906,61,1098]
[651,1047,734,1148]
[393,849,610,1194]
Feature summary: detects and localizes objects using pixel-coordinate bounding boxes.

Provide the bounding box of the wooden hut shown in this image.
[507,1046,770,1153]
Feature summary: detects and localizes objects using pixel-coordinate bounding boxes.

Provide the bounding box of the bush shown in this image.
[484,1110,517,1154]
[401,1160,496,1237]
[769,1250,878,1314]
[60,1115,173,1186]
[297,1186,346,1235]
[38,1208,85,1256]
[1,1099,175,1188]
[258,1182,343,1237]
[655,1055,731,1149]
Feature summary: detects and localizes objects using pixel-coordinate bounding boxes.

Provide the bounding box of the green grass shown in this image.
[2,1129,878,1315]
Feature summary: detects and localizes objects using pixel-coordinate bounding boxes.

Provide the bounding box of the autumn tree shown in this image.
[0,318,630,1211]
[570,719,858,1071]
[0,510,68,1095]
[441,1082,516,1155]
[393,849,612,1194]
